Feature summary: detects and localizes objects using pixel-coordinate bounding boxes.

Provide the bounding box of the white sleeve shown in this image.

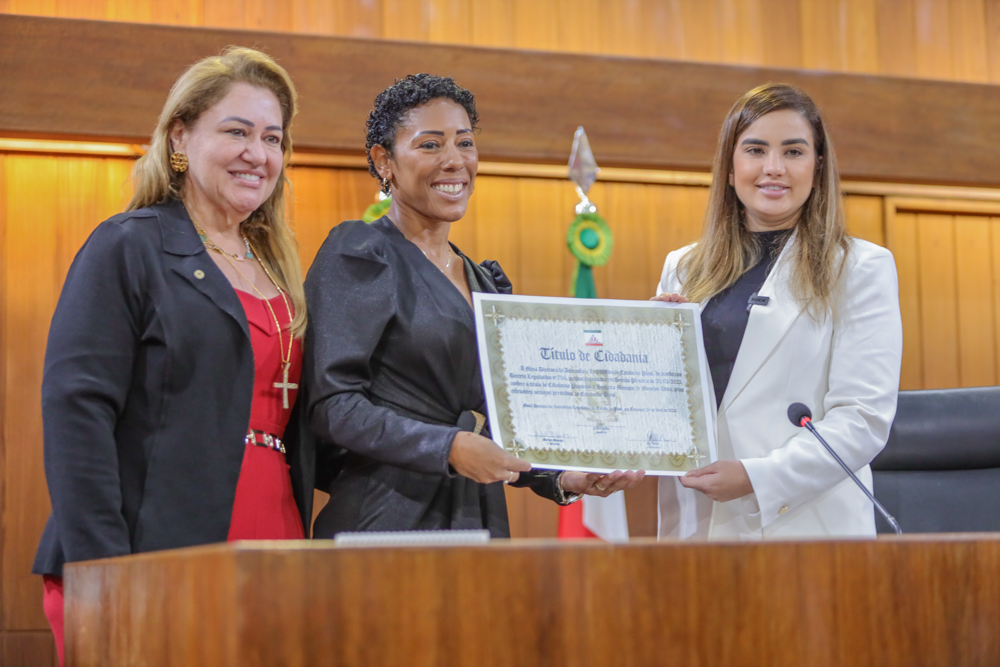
[656,245,693,296]
[740,246,903,527]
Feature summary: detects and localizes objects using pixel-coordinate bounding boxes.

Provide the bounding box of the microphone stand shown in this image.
[801,419,902,535]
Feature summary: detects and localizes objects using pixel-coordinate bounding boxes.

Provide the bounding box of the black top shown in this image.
[700,230,789,407]
[304,217,561,539]
[33,198,312,577]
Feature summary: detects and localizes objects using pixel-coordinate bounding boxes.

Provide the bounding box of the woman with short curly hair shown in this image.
[304,74,642,537]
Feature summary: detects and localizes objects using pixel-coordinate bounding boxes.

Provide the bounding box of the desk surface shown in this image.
[66,535,1000,667]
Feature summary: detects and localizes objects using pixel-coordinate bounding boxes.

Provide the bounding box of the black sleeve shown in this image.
[509,469,573,504]
[42,220,146,563]
[478,259,513,295]
[305,226,458,476]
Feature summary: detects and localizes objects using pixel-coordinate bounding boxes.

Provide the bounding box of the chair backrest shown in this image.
[872,386,1000,533]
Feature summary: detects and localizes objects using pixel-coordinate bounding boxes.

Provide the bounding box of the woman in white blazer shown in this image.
[654,83,902,540]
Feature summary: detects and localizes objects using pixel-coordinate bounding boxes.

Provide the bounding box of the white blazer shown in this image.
[656,234,902,540]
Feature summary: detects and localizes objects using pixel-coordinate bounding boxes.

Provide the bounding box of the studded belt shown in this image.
[245,428,286,455]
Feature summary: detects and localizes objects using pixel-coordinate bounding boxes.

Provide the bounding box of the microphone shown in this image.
[787,403,902,534]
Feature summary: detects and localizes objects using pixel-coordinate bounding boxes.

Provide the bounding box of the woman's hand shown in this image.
[561,470,645,497]
[649,292,688,303]
[678,460,753,502]
[448,431,532,484]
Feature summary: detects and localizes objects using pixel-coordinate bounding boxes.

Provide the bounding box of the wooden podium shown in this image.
[65,536,1000,667]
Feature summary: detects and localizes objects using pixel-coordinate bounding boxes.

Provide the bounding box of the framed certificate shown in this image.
[473,294,717,476]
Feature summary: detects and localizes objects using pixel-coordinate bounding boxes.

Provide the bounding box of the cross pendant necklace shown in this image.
[273,362,299,410]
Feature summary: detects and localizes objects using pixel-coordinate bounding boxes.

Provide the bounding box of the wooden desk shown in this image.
[65,536,1000,666]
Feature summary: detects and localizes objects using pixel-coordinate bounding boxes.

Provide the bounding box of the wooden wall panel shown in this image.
[4,155,60,632]
[844,194,885,246]
[916,213,961,388]
[8,14,1000,188]
[0,154,6,634]
[890,211,924,390]
[1,631,58,667]
[7,0,1000,84]
[954,215,996,387]
[287,167,378,269]
[2,155,131,632]
[993,216,1000,385]
[886,202,1000,391]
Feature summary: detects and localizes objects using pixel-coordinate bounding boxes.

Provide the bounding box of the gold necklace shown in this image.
[420,245,455,272]
[196,225,253,262]
[211,237,298,410]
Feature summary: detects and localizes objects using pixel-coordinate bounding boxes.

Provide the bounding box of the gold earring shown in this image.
[170,152,189,173]
[380,176,391,195]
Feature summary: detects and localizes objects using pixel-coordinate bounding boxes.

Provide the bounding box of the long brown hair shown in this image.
[678,83,850,318]
[127,47,306,336]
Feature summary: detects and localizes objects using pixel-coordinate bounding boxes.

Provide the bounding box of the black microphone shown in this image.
[787,403,902,534]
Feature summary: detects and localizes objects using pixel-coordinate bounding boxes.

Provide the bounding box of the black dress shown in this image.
[304,217,562,538]
[700,229,790,407]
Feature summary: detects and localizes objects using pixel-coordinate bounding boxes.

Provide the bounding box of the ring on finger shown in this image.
[594,483,606,492]
[504,470,516,485]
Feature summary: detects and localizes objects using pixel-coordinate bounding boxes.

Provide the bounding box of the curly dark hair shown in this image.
[365,73,479,189]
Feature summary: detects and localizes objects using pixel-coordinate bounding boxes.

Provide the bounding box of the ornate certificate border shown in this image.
[473,294,718,476]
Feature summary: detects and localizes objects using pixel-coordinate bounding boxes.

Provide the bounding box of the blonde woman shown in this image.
[32,48,309,663]
[654,83,902,540]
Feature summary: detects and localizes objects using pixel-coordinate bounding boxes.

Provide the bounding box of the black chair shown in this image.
[871,386,1000,533]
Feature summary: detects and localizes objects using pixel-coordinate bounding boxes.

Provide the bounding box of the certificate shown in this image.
[473,294,717,476]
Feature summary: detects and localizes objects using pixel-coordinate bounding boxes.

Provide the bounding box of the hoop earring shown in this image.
[170,152,189,173]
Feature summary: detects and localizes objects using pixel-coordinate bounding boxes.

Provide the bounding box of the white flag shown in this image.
[582,493,629,542]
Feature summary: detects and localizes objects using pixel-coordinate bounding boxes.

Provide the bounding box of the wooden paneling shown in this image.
[845,194,885,246]
[65,538,1000,667]
[0,154,6,634]
[889,211,924,390]
[2,155,132,632]
[8,0,1000,83]
[954,215,997,388]
[886,198,1000,390]
[916,213,961,388]
[1,631,58,667]
[7,15,1000,187]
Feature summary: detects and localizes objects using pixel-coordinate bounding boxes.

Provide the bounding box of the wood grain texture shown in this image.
[845,194,885,246]
[4,0,1000,84]
[953,215,996,387]
[65,538,1000,667]
[2,155,132,632]
[1,630,59,667]
[6,15,1000,186]
[916,213,961,388]
[0,154,6,633]
[886,210,923,389]
[4,155,60,632]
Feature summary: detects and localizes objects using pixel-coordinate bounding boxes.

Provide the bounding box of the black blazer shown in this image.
[33,198,313,577]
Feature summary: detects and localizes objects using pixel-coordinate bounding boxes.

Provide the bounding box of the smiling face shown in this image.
[375,98,478,225]
[729,108,818,232]
[170,82,285,224]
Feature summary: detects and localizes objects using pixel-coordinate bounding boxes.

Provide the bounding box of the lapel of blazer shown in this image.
[158,199,250,340]
[718,229,805,417]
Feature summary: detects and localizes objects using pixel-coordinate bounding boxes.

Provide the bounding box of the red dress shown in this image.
[227,290,304,540]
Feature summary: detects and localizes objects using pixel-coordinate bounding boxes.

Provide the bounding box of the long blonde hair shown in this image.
[127,46,306,336]
[679,83,850,318]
